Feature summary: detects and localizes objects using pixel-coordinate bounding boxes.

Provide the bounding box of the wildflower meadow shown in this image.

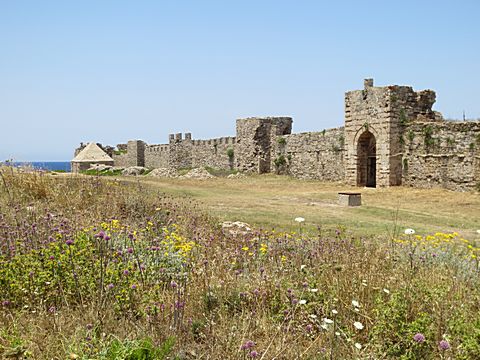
[0,167,479,359]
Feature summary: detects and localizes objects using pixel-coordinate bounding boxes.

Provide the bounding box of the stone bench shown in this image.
[338,192,361,206]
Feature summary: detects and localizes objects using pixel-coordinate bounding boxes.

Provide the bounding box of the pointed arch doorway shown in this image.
[357,131,376,187]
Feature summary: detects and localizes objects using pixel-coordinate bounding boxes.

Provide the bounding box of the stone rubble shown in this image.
[122,166,149,176]
[179,168,215,180]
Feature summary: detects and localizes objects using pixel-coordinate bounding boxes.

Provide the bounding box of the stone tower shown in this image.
[127,140,146,167]
[345,79,436,187]
[235,117,293,173]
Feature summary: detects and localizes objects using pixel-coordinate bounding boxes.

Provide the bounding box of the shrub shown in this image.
[423,125,435,148]
[226,147,234,160]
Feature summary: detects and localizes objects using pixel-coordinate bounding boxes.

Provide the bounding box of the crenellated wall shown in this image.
[76,79,480,192]
[145,144,170,168]
[142,134,237,170]
[191,137,236,170]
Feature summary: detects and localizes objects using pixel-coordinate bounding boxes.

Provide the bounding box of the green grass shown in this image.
[204,166,238,177]
[82,169,123,176]
[130,174,480,238]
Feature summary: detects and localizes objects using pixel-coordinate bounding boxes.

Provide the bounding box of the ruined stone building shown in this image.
[71,142,114,173]
[72,79,480,191]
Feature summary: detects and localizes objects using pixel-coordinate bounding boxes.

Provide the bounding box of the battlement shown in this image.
[74,79,480,191]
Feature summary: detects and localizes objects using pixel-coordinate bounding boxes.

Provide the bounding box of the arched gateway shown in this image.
[345,79,407,187]
[356,131,376,187]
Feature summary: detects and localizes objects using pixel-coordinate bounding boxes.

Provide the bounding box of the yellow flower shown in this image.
[242,246,249,251]
[260,243,268,254]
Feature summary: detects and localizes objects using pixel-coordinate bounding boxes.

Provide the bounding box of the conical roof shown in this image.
[72,143,114,162]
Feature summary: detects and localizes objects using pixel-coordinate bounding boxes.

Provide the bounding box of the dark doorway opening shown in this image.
[357,131,376,187]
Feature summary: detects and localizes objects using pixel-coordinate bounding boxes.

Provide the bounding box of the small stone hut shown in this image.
[71,142,114,173]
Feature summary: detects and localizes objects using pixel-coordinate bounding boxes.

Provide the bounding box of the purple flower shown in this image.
[86,323,93,330]
[170,281,178,288]
[65,239,74,246]
[123,269,129,276]
[49,255,55,260]
[241,340,255,350]
[48,306,56,313]
[413,333,426,343]
[104,235,111,241]
[131,284,137,290]
[95,231,105,239]
[252,288,260,296]
[107,283,114,289]
[249,350,259,358]
[306,324,313,332]
[2,300,11,307]
[174,301,185,309]
[127,247,133,254]
[438,340,450,350]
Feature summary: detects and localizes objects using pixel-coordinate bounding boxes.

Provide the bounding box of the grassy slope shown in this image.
[131,174,480,238]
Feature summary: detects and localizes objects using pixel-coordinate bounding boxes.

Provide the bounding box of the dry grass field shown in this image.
[133,174,480,239]
[2,169,480,359]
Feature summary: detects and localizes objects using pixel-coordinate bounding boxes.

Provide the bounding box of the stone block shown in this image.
[338,192,362,206]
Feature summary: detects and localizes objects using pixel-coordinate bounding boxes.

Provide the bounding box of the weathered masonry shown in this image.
[73,79,480,191]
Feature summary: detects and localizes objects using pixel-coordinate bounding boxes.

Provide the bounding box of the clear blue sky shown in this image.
[1,0,479,161]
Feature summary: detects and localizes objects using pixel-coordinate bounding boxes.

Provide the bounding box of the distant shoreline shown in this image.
[2,161,71,172]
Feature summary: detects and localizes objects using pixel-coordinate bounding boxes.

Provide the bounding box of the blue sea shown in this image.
[6,162,71,172]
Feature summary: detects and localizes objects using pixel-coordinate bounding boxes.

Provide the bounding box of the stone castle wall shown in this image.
[344,79,439,187]
[274,128,345,180]
[402,121,480,191]
[236,117,292,173]
[145,144,169,168]
[142,134,237,170]
[76,79,480,192]
[191,136,236,170]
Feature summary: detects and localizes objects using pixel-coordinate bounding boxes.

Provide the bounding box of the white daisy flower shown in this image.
[352,300,360,308]
[354,321,364,330]
[294,217,305,223]
[355,343,362,350]
[404,228,415,235]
